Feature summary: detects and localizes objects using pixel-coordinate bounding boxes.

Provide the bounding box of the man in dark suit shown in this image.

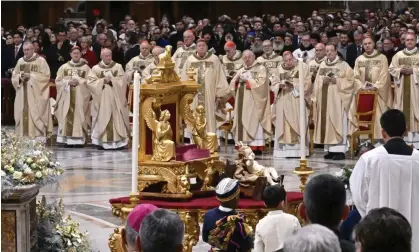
[345,30,364,68]
[8,31,24,67]
[2,31,24,77]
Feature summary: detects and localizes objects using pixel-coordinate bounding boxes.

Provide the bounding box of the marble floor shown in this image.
[39,144,357,252]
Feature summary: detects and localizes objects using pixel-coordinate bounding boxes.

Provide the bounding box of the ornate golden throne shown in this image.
[136,45,224,199]
[109,46,305,252]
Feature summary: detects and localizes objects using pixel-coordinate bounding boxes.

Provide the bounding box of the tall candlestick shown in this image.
[131,72,140,193]
[298,58,306,160]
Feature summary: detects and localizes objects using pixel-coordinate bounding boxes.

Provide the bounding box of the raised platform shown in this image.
[108,192,303,252]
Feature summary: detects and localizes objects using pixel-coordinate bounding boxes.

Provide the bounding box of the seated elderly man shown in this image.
[137,209,184,252]
[122,204,157,252]
[282,224,341,252]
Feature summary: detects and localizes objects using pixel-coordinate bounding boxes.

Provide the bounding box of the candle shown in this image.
[131,71,140,192]
[298,58,306,160]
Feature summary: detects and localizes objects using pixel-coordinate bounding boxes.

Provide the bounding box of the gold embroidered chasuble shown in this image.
[230,62,272,143]
[54,61,92,142]
[351,50,392,139]
[142,61,157,81]
[12,53,52,137]
[308,57,326,82]
[271,61,312,144]
[181,52,231,133]
[389,48,419,132]
[312,57,355,145]
[125,53,154,81]
[88,61,130,146]
[256,52,283,80]
[172,43,196,75]
[220,50,244,80]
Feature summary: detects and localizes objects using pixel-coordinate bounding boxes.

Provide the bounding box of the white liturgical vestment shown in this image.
[350,145,419,252]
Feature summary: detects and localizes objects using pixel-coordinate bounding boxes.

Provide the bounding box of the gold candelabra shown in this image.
[293,159,314,192]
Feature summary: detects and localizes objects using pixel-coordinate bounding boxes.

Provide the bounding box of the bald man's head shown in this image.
[140,41,151,56]
[242,50,256,66]
[23,41,34,58]
[183,30,195,46]
[314,43,326,59]
[101,48,113,64]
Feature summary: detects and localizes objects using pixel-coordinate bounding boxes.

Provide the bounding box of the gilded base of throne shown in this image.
[108,192,304,252]
[138,155,223,199]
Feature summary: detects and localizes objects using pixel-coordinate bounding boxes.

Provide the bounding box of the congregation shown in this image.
[2,5,419,252]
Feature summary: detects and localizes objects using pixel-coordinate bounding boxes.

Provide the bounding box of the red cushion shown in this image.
[109,192,303,209]
[357,93,375,122]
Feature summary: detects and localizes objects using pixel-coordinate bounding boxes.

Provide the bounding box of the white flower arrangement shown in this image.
[36,196,91,251]
[1,130,64,195]
[335,165,354,189]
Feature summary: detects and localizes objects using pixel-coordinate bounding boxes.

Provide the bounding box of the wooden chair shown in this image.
[349,91,378,159]
[218,108,234,152]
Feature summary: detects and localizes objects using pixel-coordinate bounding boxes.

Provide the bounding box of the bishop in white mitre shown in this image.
[350,109,419,252]
[88,48,130,149]
[389,34,419,148]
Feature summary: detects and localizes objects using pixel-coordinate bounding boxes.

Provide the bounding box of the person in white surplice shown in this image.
[350,109,419,252]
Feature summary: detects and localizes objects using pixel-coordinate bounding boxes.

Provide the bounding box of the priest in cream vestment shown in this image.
[219,41,244,82]
[271,52,311,158]
[88,49,130,149]
[55,46,92,145]
[12,42,52,140]
[256,40,283,82]
[230,50,271,152]
[142,46,164,81]
[312,44,355,160]
[308,43,326,84]
[172,30,196,75]
[125,41,154,81]
[181,39,231,140]
[352,38,392,142]
[350,109,419,252]
[389,34,419,148]
[219,41,243,140]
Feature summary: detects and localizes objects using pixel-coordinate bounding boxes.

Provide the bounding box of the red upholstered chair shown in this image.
[349,91,378,159]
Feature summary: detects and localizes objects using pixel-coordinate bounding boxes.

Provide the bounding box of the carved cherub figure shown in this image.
[235,142,283,185]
